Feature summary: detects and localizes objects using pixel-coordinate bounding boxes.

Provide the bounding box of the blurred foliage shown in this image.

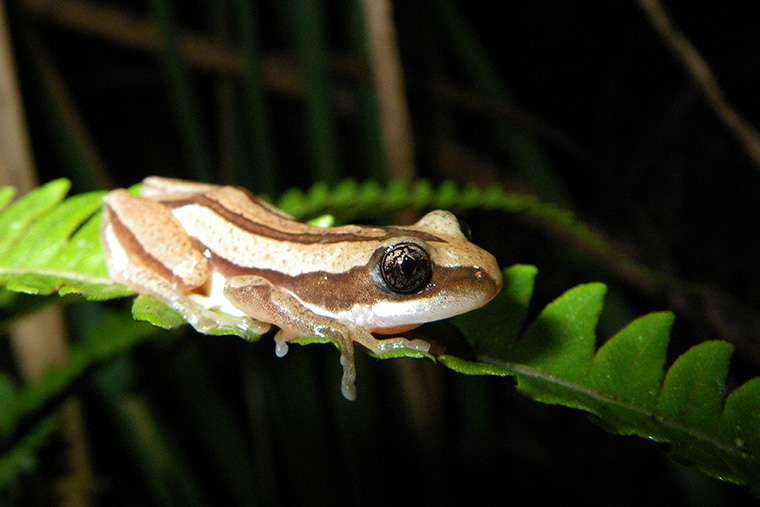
[1,0,759,505]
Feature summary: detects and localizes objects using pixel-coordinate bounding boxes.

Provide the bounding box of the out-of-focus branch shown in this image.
[23,0,240,73]
[0,2,36,190]
[360,0,416,181]
[638,0,760,174]
[21,0,357,93]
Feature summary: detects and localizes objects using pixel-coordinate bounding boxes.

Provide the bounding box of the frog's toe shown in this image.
[339,349,357,401]
[273,329,292,357]
[408,338,431,353]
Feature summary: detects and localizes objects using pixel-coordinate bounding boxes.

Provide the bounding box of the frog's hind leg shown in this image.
[102,190,268,337]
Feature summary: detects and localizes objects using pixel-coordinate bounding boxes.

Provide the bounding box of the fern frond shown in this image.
[447,265,760,492]
[0,179,131,300]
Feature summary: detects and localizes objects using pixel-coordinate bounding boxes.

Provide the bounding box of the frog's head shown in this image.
[367,210,502,332]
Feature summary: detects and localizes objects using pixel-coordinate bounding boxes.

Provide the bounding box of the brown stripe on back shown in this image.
[164,191,446,245]
[208,247,405,312]
[104,206,192,290]
[207,243,499,315]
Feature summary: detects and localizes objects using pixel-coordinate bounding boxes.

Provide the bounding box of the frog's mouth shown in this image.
[372,324,421,335]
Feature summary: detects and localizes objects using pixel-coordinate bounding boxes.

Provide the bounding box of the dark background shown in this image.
[3,0,759,504]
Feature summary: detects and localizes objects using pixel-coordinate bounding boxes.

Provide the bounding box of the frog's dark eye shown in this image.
[379,242,432,294]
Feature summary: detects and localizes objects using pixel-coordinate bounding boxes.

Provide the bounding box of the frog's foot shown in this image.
[187,292,270,338]
[182,297,271,338]
[352,331,431,356]
[272,329,292,357]
[272,327,358,400]
[337,344,357,400]
[309,326,357,400]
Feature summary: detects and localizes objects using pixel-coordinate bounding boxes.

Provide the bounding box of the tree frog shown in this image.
[102,177,502,399]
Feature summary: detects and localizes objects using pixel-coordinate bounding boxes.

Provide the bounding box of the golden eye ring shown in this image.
[379,242,432,294]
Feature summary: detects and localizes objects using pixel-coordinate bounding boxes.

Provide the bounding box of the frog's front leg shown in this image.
[224,276,360,399]
[224,276,430,400]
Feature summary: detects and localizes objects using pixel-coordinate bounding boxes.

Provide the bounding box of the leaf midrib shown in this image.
[491,358,755,472]
[0,267,114,287]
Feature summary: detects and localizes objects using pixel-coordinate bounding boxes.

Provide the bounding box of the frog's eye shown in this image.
[379,242,432,294]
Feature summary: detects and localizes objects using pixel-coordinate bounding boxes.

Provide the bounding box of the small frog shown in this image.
[102,177,502,399]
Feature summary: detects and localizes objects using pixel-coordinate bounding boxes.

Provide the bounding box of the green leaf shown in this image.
[444,268,760,492]
[0,186,15,211]
[586,312,672,409]
[513,283,605,382]
[130,295,184,330]
[656,341,733,434]
[0,180,122,298]
[3,191,105,269]
[452,264,537,358]
[0,179,70,257]
[438,355,512,377]
[721,378,760,456]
